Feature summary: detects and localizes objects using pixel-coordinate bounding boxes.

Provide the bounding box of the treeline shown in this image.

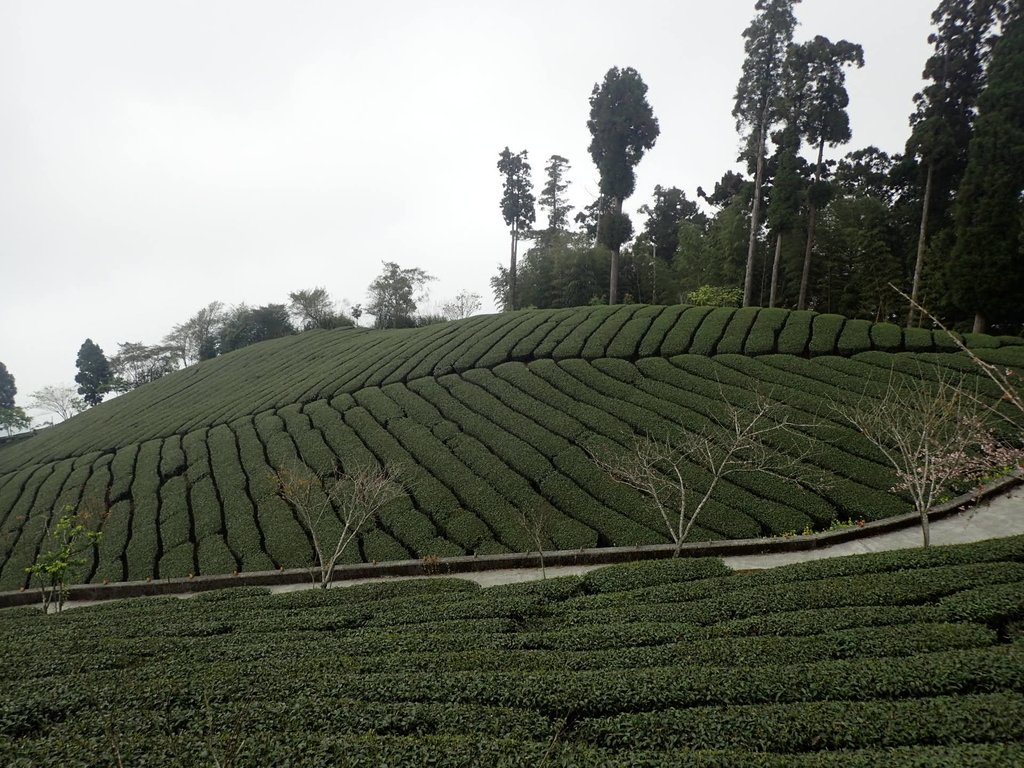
[495,0,1024,334]
[61,270,483,410]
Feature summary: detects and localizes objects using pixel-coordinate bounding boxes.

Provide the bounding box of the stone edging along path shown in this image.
[1,472,1020,610]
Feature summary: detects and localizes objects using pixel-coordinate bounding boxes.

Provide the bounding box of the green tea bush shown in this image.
[744,307,788,355]
[476,310,557,368]
[660,306,712,356]
[533,311,591,359]
[553,306,621,360]
[716,306,760,354]
[637,304,688,357]
[776,310,815,355]
[577,692,1024,752]
[836,318,873,355]
[582,557,731,594]
[808,314,846,356]
[903,327,935,352]
[688,307,736,356]
[869,321,903,351]
[509,308,576,361]
[581,306,640,359]
[605,305,663,359]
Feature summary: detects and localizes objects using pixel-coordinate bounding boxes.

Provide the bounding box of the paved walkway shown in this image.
[271,484,1024,592]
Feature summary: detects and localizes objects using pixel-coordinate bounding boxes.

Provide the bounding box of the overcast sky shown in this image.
[1,0,935,416]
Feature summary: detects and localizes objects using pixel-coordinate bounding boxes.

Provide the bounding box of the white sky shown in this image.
[0,0,934,414]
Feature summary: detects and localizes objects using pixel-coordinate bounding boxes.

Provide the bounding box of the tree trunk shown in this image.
[609,196,622,304]
[920,508,930,548]
[769,232,783,308]
[908,162,934,327]
[509,225,518,311]
[743,123,767,308]
[972,311,986,334]
[798,138,826,311]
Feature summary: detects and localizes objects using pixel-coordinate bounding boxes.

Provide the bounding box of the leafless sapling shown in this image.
[837,367,1022,547]
[273,461,405,588]
[590,393,814,556]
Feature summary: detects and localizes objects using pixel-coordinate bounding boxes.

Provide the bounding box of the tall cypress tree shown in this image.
[949,14,1024,332]
[795,36,864,310]
[497,148,536,311]
[905,0,1009,324]
[587,66,660,304]
[733,0,800,308]
[538,155,573,232]
[0,362,15,410]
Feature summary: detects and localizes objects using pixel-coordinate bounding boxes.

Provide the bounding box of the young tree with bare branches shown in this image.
[590,394,814,556]
[513,503,555,579]
[273,462,406,588]
[837,369,1021,547]
[29,384,84,423]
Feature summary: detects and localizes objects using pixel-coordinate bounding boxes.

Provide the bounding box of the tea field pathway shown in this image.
[274,482,1024,590]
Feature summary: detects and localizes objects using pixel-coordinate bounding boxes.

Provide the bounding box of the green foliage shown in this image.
[367,262,436,329]
[23,507,102,612]
[74,338,111,407]
[0,406,31,436]
[497,147,536,235]
[587,67,659,204]
[288,287,354,330]
[219,304,295,353]
[1,305,1021,585]
[775,309,814,355]
[538,154,572,231]
[2,536,1024,763]
[582,557,731,594]
[109,342,178,393]
[0,362,15,409]
[948,14,1024,332]
[807,313,845,356]
[686,285,743,308]
[637,185,706,268]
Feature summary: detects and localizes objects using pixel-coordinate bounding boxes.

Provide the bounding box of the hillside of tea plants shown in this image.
[3,536,1024,766]
[1,304,1022,589]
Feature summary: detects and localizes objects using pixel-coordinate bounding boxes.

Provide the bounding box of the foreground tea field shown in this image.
[1,304,1022,589]
[2,536,1023,766]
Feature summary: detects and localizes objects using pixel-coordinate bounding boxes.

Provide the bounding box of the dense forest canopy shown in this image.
[492,0,1023,335]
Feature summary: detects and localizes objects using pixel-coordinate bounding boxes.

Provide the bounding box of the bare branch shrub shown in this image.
[513,503,555,579]
[836,368,1022,547]
[273,462,405,588]
[895,285,1024,422]
[590,393,815,556]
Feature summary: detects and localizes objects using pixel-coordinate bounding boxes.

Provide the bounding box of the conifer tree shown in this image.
[949,14,1024,332]
[74,339,111,407]
[906,0,1009,325]
[588,66,659,304]
[497,148,536,310]
[733,0,800,307]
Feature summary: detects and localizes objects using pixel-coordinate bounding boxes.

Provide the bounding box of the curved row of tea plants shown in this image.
[2,535,1023,766]
[4,348,1011,589]
[3,305,1020,475]
[1,306,1021,589]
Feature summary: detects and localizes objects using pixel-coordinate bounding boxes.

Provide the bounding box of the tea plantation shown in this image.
[1,304,1022,589]
[2,536,1024,765]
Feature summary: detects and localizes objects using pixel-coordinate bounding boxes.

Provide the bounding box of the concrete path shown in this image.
[720,483,1024,570]
[271,483,1024,592]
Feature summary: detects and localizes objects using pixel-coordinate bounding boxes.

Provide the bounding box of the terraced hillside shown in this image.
[3,536,1024,765]
[1,305,1021,589]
